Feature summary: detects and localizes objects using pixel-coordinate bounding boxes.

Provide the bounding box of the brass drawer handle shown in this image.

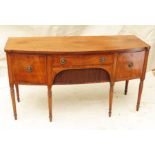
[128,62,134,68]
[26,66,33,73]
[60,57,66,65]
[99,57,106,63]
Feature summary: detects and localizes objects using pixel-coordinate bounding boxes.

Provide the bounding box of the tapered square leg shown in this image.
[136,80,144,111]
[15,84,20,102]
[48,85,52,122]
[10,85,17,120]
[124,80,129,95]
[109,83,114,117]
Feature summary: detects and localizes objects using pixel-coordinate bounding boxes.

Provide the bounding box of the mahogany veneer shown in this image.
[5,35,150,121]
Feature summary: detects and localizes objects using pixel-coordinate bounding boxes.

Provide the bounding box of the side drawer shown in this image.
[52,54,114,67]
[12,54,47,84]
[115,51,145,80]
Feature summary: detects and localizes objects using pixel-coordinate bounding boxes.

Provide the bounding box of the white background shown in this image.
[0,0,155,155]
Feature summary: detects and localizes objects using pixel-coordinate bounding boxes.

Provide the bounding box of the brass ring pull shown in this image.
[128,62,134,68]
[99,57,106,63]
[26,66,32,73]
[60,57,66,65]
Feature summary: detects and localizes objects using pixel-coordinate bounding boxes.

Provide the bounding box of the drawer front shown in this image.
[12,54,46,84]
[115,51,145,80]
[52,54,114,67]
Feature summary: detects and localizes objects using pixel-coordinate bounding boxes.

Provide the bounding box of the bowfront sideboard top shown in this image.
[5,35,150,122]
[5,35,150,53]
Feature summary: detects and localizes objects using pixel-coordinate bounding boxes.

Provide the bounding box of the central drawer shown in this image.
[52,53,114,67]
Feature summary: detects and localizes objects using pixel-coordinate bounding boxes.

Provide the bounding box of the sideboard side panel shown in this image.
[6,53,14,85]
[141,49,150,80]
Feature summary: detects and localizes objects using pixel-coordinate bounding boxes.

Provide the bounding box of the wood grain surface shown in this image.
[5,35,150,54]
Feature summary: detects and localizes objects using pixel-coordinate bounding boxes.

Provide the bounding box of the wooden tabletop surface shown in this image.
[5,35,150,54]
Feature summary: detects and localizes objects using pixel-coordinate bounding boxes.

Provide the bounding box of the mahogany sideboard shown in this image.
[5,35,150,122]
